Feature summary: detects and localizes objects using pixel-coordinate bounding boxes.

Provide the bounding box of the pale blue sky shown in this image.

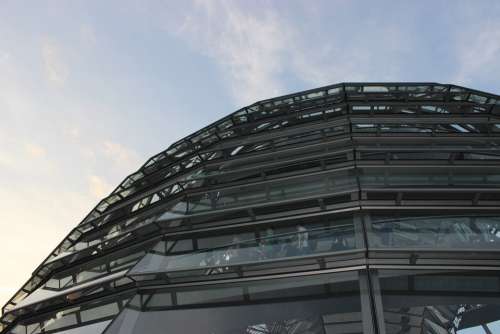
[1,0,500,307]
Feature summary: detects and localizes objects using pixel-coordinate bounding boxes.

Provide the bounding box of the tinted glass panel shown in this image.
[379,270,500,334]
[369,215,500,250]
[187,170,356,213]
[104,271,366,334]
[8,294,129,334]
[13,248,146,310]
[360,167,500,187]
[130,219,358,276]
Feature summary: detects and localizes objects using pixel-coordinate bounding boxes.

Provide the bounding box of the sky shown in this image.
[1,0,500,309]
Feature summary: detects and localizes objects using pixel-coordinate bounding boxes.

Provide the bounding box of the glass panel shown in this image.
[129,218,358,276]
[369,215,500,250]
[45,212,163,265]
[360,150,500,161]
[104,271,366,334]
[98,110,348,219]
[353,123,492,134]
[14,248,146,309]
[8,294,129,334]
[360,167,500,187]
[48,121,350,272]
[363,86,389,93]
[13,271,127,311]
[378,270,500,334]
[186,170,356,213]
[80,302,119,322]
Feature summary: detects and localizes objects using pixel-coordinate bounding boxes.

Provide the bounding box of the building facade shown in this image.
[2,83,500,334]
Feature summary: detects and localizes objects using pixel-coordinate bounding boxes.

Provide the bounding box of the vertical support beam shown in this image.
[370,269,387,334]
[363,212,374,255]
[359,270,376,334]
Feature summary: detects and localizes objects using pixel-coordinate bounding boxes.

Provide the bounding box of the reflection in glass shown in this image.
[186,170,356,213]
[13,247,146,311]
[353,122,494,135]
[130,221,357,276]
[9,294,130,334]
[379,270,500,334]
[369,215,500,249]
[104,271,366,334]
[360,167,500,187]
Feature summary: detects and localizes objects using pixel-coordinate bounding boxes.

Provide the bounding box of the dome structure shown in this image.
[2,83,500,334]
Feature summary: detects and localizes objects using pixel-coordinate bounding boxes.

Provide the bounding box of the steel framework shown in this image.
[2,82,500,334]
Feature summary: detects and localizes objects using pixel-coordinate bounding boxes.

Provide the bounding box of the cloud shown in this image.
[453,21,500,85]
[63,126,81,139]
[102,141,141,170]
[0,138,52,173]
[0,150,15,169]
[88,175,112,199]
[25,143,46,158]
[169,1,411,105]
[176,1,293,105]
[80,24,97,46]
[0,51,9,64]
[41,39,69,85]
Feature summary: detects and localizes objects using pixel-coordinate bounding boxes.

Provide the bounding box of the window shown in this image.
[104,271,368,334]
[129,218,359,277]
[369,215,500,250]
[378,270,500,334]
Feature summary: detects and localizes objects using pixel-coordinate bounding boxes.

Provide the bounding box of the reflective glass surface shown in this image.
[186,170,356,213]
[369,215,500,250]
[379,270,500,334]
[353,123,497,135]
[104,271,366,334]
[12,246,148,311]
[10,321,112,334]
[360,167,500,187]
[8,294,130,334]
[130,219,358,276]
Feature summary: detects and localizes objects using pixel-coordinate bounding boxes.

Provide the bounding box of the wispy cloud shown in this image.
[80,24,97,47]
[41,39,69,85]
[0,51,9,64]
[25,143,46,158]
[453,21,500,85]
[63,126,81,139]
[0,150,15,169]
[102,141,141,171]
[176,1,293,105]
[170,1,411,105]
[88,175,112,199]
